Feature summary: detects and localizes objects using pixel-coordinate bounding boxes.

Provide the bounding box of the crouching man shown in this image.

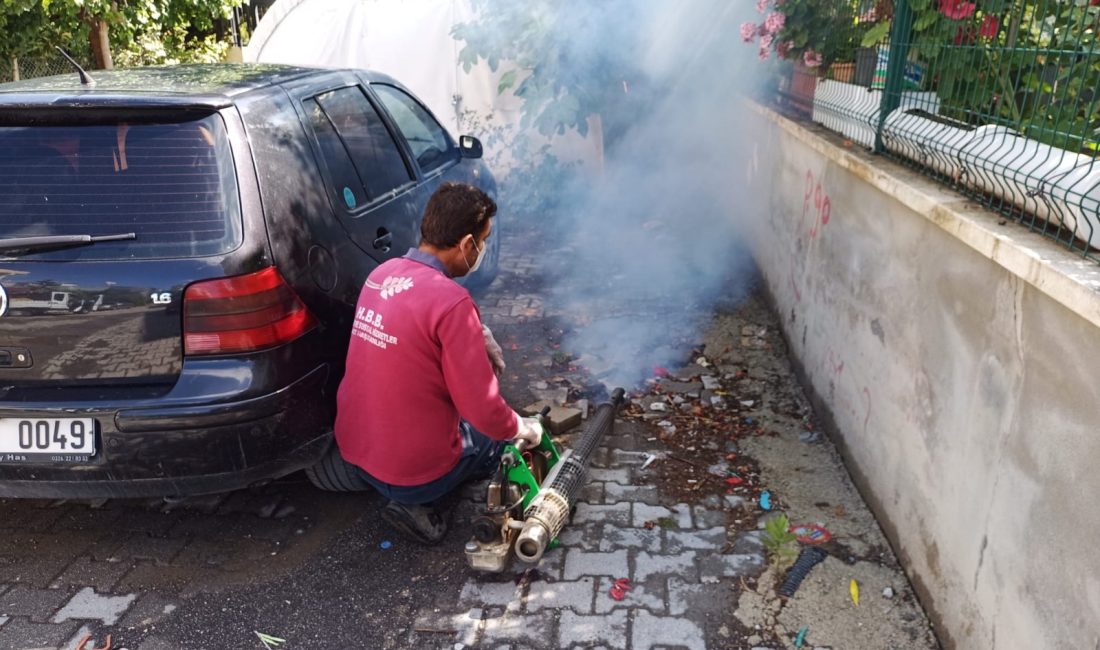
[334,182,542,544]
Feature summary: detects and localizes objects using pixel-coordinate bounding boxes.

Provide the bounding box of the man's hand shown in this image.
[512,416,543,449]
[483,324,506,376]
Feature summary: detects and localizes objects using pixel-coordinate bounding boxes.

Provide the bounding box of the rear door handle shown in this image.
[373,230,392,252]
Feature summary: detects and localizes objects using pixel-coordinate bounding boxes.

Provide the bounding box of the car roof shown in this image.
[0,63,384,109]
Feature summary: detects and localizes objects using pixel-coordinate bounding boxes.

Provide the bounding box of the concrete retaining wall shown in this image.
[740,105,1100,649]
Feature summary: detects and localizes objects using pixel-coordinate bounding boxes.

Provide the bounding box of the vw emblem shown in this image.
[0,284,7,317]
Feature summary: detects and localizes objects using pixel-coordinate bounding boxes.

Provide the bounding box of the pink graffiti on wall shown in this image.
[790,169,833,303]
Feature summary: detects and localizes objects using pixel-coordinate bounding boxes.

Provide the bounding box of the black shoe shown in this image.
[381,500,447,545]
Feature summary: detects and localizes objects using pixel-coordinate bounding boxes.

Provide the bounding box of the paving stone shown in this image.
[1,585,75,621]
[572,503,631,526]
[632,503,692,529]
[608,449,649,467]
[731,531,766,555]
[665,527,728,553]
[525,577,595,613]
[604,483,659,504]
[563,550,628,580]
[632,611,706,650]
[520,402,583,435]
[691,506,728,528]
[52,587,137,625]
[579,481,605,505]
[458,580,524,612]
[588,468,631,484]
[0,617,81,649]
[602,435,642,451]
[558,526,600,552]
[698,553,767,583]
[413,607,482,647]
[668,577,734,616]
[588,447,611,469]
[480,612,554,647]
[656,380,703,394]
[61,624,95,650]
[593,577,666,614]
[634,551,698,582]
[50,556,133,592]
[725,495,750,511]
[597,526,663,553]
[559,609,628,649]
[116,592,179,629]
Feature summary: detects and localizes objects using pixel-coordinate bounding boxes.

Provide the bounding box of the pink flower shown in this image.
[859,7,878,22]
[803,49,823,68]
[759,47,771,61]
[760,34,774,51]
[978,14,999,39]
[740,22,758,42]
[939,0,976,20]
[764,11,786,34]
[755,0,769,13]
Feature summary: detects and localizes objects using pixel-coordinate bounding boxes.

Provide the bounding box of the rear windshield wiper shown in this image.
[0,233,136,255]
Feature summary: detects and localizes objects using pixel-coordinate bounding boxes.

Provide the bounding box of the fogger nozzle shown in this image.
[515,388,625,563]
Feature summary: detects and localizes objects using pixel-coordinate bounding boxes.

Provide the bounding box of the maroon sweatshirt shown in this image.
[334,253,519,486]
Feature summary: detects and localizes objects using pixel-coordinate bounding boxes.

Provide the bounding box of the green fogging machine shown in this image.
[465,388,627,572]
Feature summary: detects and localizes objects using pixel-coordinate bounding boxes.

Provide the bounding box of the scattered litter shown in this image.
[759,491,773,510]
[609,577,632,601]
[380,540,392,550]
[740,400,755,407]
[790,523,831,545]
[643,520,656,530]
[701,375,720,390]
[778,546,828,598]
[725,476,744,486]
[799,430,822,443]
[640,454,658,470]
[76,633,112,650]
[882,586,895,599]
[794,625,809,648]
[653,366,669,377]
[254,631,286,650]
[649,402,668,412]
[695,356,711,367]
[850,579,861,607]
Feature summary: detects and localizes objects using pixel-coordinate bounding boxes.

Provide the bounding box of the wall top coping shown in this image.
[756,103,1100,330]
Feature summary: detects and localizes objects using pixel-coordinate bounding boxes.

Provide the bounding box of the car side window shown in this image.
[306,86,413,210]
[372,84,459,174]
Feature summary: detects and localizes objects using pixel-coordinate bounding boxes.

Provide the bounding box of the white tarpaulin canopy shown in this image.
[245,0,599,170]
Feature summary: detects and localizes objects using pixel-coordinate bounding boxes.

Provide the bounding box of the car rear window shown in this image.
[0,114,241,260]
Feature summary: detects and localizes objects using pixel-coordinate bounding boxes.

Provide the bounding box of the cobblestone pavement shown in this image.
[0,222,932,649]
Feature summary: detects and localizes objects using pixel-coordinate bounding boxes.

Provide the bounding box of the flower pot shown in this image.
[830,62,855,83]
[788,61,818,117]
[855,47,877,87]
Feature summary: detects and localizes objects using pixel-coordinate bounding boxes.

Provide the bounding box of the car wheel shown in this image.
[462,222,502,295]
[305,440,372,492]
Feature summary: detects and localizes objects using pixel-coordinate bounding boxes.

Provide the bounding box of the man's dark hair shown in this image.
[420,182,497,248]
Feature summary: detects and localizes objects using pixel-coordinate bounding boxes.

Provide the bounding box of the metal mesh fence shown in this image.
[765,0,1100,259]
[0,55,93,84]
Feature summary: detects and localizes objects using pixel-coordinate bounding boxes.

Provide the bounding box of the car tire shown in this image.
[305,440,372,492]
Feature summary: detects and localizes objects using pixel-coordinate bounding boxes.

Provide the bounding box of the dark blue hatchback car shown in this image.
[0,64,499,498]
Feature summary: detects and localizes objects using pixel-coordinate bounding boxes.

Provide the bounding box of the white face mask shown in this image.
[466,236,487,274]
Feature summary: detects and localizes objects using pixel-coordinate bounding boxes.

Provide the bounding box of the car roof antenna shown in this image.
[55,47,95,87]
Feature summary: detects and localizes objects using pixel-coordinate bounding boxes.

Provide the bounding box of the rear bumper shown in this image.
[0,365,333,498]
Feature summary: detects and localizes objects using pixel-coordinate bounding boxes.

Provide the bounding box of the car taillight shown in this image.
[183,267,317,356]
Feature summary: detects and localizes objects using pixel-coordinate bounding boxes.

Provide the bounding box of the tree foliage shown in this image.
[0,0,243,69]
[451,0,657,148]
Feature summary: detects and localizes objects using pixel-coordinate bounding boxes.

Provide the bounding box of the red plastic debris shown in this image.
[609,578,632,601]
[725,476,744,486]
[653,366,669,377]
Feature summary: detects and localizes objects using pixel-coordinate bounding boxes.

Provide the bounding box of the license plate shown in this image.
[0,418,96,461]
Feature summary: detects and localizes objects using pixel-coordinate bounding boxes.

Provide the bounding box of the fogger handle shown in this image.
[513,405,553,454]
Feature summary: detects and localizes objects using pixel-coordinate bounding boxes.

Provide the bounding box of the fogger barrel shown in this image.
[515,388,626,563]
